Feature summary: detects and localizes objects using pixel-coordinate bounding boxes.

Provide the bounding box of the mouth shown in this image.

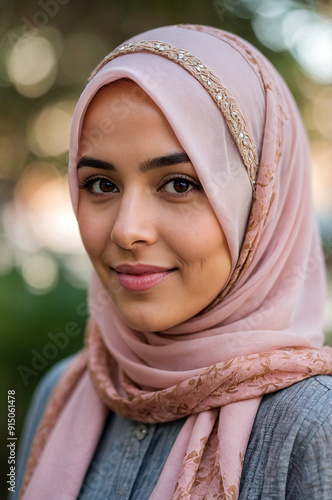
[111,264,177,292]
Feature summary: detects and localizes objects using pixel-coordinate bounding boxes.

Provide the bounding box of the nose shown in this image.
[111,190,157,249]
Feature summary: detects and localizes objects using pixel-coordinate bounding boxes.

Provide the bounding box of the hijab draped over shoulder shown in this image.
[20,24,332,500]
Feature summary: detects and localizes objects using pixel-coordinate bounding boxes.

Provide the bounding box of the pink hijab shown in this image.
[21,25,332,500]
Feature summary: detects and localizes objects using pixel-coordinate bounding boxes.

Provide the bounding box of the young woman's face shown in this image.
[77,82,232,332]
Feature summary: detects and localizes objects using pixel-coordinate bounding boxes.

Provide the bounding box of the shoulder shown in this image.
[255,375,332,460]
[240,376,332,499]
[247,374,332,456]
[34,356,75,403]
[24,355,75,427]
[23,354,75,436]
[257,374,332,426]
[14,356,75,500]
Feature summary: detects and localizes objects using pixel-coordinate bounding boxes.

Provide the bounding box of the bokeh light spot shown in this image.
[28,101,75,157]
[6,35,57,97]
[14,163,84,254]
[313,87,332,140]
[21,253,58,294]
[311,140,332,213]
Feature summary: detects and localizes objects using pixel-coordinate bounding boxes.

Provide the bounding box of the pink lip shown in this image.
[112,264,176,291]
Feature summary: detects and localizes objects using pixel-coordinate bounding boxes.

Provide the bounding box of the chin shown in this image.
[121,314,171,333]
[116,305,178,333]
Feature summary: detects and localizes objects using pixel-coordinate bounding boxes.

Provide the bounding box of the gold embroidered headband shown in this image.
[89,40,258,190]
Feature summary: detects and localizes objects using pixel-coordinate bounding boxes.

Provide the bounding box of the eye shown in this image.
[79,176,119,195]
[162,177,198,195]
[91,178,118,194]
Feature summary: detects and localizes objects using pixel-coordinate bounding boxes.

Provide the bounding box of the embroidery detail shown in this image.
[89,40,259,190]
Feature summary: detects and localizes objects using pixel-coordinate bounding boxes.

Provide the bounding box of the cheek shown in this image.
[186,217,231,296]
[77,208,112,259]
[168,204,230,267]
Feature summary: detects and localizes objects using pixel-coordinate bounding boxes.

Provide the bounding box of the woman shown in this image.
[16,25,332,499]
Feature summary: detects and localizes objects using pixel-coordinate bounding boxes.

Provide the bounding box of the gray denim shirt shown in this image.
[12,357,332,499]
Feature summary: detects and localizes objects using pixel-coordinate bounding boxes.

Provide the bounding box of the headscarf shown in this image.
[20,24,332,500]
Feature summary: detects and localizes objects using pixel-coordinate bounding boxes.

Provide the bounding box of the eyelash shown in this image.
[160,174,202,197]
[78,174,202,198]
[78,175,118,196]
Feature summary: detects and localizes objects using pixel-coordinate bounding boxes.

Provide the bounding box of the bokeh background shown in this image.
[1,0,332,494]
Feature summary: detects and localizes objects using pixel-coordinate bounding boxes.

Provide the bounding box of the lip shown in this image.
[111,263,176,291]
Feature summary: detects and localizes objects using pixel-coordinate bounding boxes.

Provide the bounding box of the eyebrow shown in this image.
[76,152,191,173]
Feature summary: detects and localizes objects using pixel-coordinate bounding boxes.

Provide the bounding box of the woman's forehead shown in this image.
[84,81,156,123]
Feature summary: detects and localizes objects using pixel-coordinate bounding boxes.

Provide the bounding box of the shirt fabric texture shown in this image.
[13,357,332,500]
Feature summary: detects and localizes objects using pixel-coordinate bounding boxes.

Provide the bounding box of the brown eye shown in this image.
[91,179,118,193]
[163,178,194,194]
[174,180,191,193]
